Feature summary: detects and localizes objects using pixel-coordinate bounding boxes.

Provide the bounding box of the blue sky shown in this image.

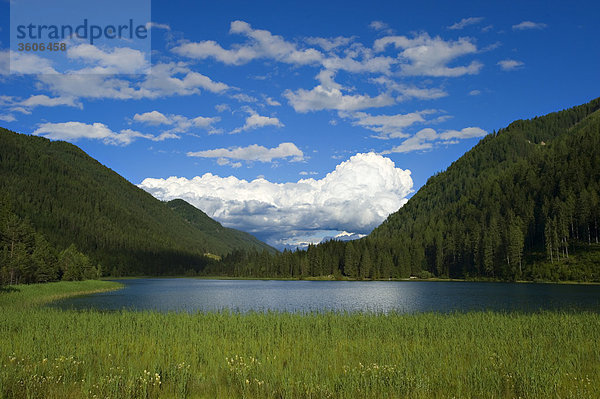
[1,0,599,248]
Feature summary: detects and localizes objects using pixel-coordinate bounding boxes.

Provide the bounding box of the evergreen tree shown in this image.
[343,241,358,278]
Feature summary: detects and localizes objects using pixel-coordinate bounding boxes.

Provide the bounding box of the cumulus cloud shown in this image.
[384,126,487,153]
[172,20,323,66]
[133,110,221,134]
[173,20,395,74]
[370,76,448,101]
[215,103,231,113]
[139,152,413,245]
[0,113,16,122]
[34,62,230,103]
[67,44,149,74]
[304,36,354,52]
[498,59,524,70]
[231,108,283,133]
[19,94,81,109]
[284,70,394,113]
[512,21,547,30]
[448,17,484,30]
[374,33,482,77]
[8,51,57,74]
[33,121,176,146]
[133,110,171,125]
[230,93,259,103]
[345,110,431,139]
[187,142,303,163]
[264,96,281,106]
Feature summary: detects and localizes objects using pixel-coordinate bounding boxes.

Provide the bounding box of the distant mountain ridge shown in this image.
[0,128,275,276]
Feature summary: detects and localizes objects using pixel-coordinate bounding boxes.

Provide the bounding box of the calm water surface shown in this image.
[51,279,600,313]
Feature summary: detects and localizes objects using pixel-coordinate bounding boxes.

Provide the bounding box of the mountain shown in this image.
[369,97,600,280]
[219,97,600,281]
[0,128,275,276]
[166,199,274,255]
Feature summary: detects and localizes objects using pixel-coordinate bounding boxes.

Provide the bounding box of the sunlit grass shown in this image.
[1,281,599,398]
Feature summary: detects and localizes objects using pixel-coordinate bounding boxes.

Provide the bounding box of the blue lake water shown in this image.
[50,278,600,313]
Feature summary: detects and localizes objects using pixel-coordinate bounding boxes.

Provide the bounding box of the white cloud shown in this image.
[172,20,323,66]
[230,93,259,103]
[345,110,431,139]
[384,126,487,153]
[498,59,524,70]
[284,70,394,113]
[0,113,16,122]
[231,108,283,133]
[33,122,176,146]
[8,51,57,74]
[139,152,413,245]
[133,111,221,134]
[448,17,484,30]
[438,127,487,140]
[141,62,230,96]
[34,62,231,103]
[374,33,482,77]
[304,36,354,51]
[320,53,396,74]
[187,142,303,163]
[216,158,243,168]
[215,103,231,113]
[0,50,8,75]
[512,21,547,30]
[67,44,149,74]
[173,20,394,74]
[133,110,171,125]
[264,96,281,106]
[369,21,389,31]
[368,21,394,35]
[146,22,171,30]
[469,89,481,96]
[370,76,448,101]
[19,94,81,109]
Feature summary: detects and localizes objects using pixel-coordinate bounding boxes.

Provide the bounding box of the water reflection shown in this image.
[51,279,600,313]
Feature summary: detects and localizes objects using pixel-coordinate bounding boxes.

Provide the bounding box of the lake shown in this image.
[50,278,600,313]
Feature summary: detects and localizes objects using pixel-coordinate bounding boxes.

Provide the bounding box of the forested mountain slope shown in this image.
[218,98,600,281]
[370,97,600,280]
[167,199,274,255]
[0,128,274,277]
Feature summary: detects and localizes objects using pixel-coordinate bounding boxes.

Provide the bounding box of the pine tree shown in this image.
[359,247,373,279]
[343,242,358,278]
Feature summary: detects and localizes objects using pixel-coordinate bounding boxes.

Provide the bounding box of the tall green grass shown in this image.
[1,281,599,398]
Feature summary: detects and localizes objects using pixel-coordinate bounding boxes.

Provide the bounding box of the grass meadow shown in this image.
[1,281,599,398]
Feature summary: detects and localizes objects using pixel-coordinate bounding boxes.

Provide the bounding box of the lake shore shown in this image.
[1,280,599,398]
[103,274,600,285]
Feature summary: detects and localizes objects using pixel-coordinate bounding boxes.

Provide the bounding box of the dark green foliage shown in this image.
[0,201,60,285]
[0,129,275,278]
[369,97,600,281]
[219,98,600,281]
[167,199,274,254]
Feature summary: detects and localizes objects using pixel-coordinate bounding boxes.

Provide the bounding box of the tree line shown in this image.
[0,197,100,286]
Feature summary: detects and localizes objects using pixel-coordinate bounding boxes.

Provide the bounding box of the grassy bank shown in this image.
[0,280,123,308]
[1,282,599,398]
